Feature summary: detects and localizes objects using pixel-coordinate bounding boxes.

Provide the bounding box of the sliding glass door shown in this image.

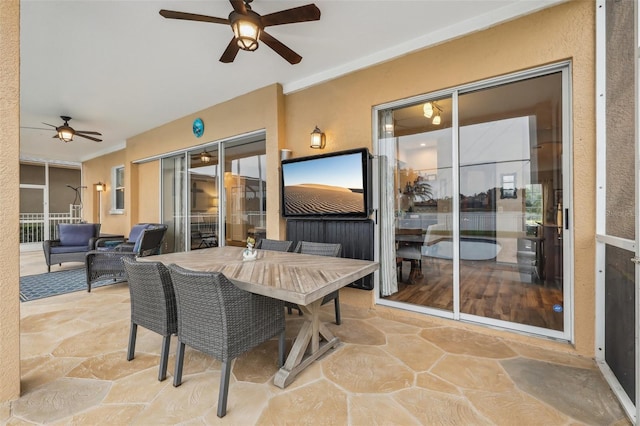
[161,133,266,252]
[377,64,570,338]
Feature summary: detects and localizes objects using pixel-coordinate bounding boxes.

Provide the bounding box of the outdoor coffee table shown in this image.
[143,245,378,388]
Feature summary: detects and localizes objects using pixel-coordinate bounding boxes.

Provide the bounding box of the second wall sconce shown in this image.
[310,126,326,149]
[95,182,105,192]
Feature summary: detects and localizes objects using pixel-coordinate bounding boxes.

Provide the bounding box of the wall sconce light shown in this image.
[95,182,104,223]
[310,126,325,149]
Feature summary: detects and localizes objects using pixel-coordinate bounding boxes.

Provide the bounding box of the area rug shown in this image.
[19,269,117,302]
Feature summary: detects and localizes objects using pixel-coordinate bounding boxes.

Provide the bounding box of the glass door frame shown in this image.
[373,62,574,341]
[594,0,639,422]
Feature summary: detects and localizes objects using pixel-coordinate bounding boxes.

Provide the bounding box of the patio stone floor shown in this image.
[1,251,631,425]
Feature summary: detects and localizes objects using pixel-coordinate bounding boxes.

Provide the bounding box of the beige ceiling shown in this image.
[19,0,565,164]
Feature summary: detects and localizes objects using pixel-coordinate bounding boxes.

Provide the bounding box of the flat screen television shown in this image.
[281,148,372,218]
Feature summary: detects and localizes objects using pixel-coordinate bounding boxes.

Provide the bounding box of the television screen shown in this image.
[281,148,371,217]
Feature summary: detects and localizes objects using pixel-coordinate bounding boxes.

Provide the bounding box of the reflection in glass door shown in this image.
[383,97,454,312]
[188,148,220,250]
[458,73,564,332]
[378,65,569,337]
[223,140,266,246]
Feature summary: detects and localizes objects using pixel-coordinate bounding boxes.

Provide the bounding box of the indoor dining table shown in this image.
[142,245,379,388]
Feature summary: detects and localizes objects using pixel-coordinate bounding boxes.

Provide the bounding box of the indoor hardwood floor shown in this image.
[386,258,564,331]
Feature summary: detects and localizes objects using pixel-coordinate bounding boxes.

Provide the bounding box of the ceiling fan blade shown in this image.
[42,122,57,128]
[261,4,321,27]
[229,0,247,15]
[220,38,240,63]
[21,126,52,131]
[259,31,302,64]
[159,9,228,25]
[76,133,102,142]
[75,130,102,135]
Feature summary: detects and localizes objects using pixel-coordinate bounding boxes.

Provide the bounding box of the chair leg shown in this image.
[127,323,137,361]
[173,342,186,387]
[158,334,171,381]
[278,330,286,368]
[334,294,341,325]
[217,360,232,418]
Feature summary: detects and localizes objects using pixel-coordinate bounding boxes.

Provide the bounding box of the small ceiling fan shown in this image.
[159,0,320,64]
[23,116,102,143]
[192,149,215,164]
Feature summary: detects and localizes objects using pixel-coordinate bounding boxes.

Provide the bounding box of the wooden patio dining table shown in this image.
[143,245,379,388]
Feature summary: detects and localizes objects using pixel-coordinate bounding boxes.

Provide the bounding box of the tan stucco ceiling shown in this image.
[19,0,565,164]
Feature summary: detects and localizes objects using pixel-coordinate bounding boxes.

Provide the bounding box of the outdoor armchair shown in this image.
[287,241,343,324]
[43,223,101,272]
[85,224,168,292]
[168,264,285,418]
[122,257,177,381]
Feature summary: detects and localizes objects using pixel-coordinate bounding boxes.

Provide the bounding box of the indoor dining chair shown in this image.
[167,264,286,418]
[288,241,343,325]
[122,257,177,382]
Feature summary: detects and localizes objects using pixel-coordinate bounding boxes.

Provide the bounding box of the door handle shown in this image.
[631,257,640,264]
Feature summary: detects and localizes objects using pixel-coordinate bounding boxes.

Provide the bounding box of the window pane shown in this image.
[188,148,220,250]
[223,139,266,246]
[458,72,564,331]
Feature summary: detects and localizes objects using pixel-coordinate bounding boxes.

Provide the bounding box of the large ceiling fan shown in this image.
[27,116,103,143]
[159,0,320,64]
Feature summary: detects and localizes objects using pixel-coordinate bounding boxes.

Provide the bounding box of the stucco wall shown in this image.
[83,149,128,235]
[0,0,21,403]
[125,84,286,238]
[284,0,595,355]
[87,1,596,355]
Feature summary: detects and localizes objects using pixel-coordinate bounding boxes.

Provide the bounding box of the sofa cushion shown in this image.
[50,245,89,254]
[58,224,97,246]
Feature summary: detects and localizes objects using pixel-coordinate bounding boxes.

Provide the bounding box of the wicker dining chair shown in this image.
[255,238,293,252]
[167,264,286,418]
[288,241,343,325]
[122,257,177,381]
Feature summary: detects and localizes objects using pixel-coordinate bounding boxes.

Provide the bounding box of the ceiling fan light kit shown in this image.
[231,10,261,51]
[38,116,103,143]
[159,0,320,64]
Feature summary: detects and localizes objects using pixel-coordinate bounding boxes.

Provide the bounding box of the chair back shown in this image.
[135,225,168,256]
[122,257,177,335]
[168,264,284,361]
[293,241,342,257]
[256,238,293,252]
[57,223,101,246]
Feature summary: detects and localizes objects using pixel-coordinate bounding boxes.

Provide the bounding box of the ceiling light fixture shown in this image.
[200,150,212,163]
[424,101,443,126]
[230,10,262,51]
[57,125,74,142]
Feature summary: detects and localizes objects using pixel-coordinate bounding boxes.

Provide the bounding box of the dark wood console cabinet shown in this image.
[286,218,375,290]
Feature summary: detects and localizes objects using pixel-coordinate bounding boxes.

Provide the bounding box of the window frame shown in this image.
[109,165,125,214]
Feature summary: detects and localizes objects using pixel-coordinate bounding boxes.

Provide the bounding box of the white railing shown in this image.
[19,206,83,244]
